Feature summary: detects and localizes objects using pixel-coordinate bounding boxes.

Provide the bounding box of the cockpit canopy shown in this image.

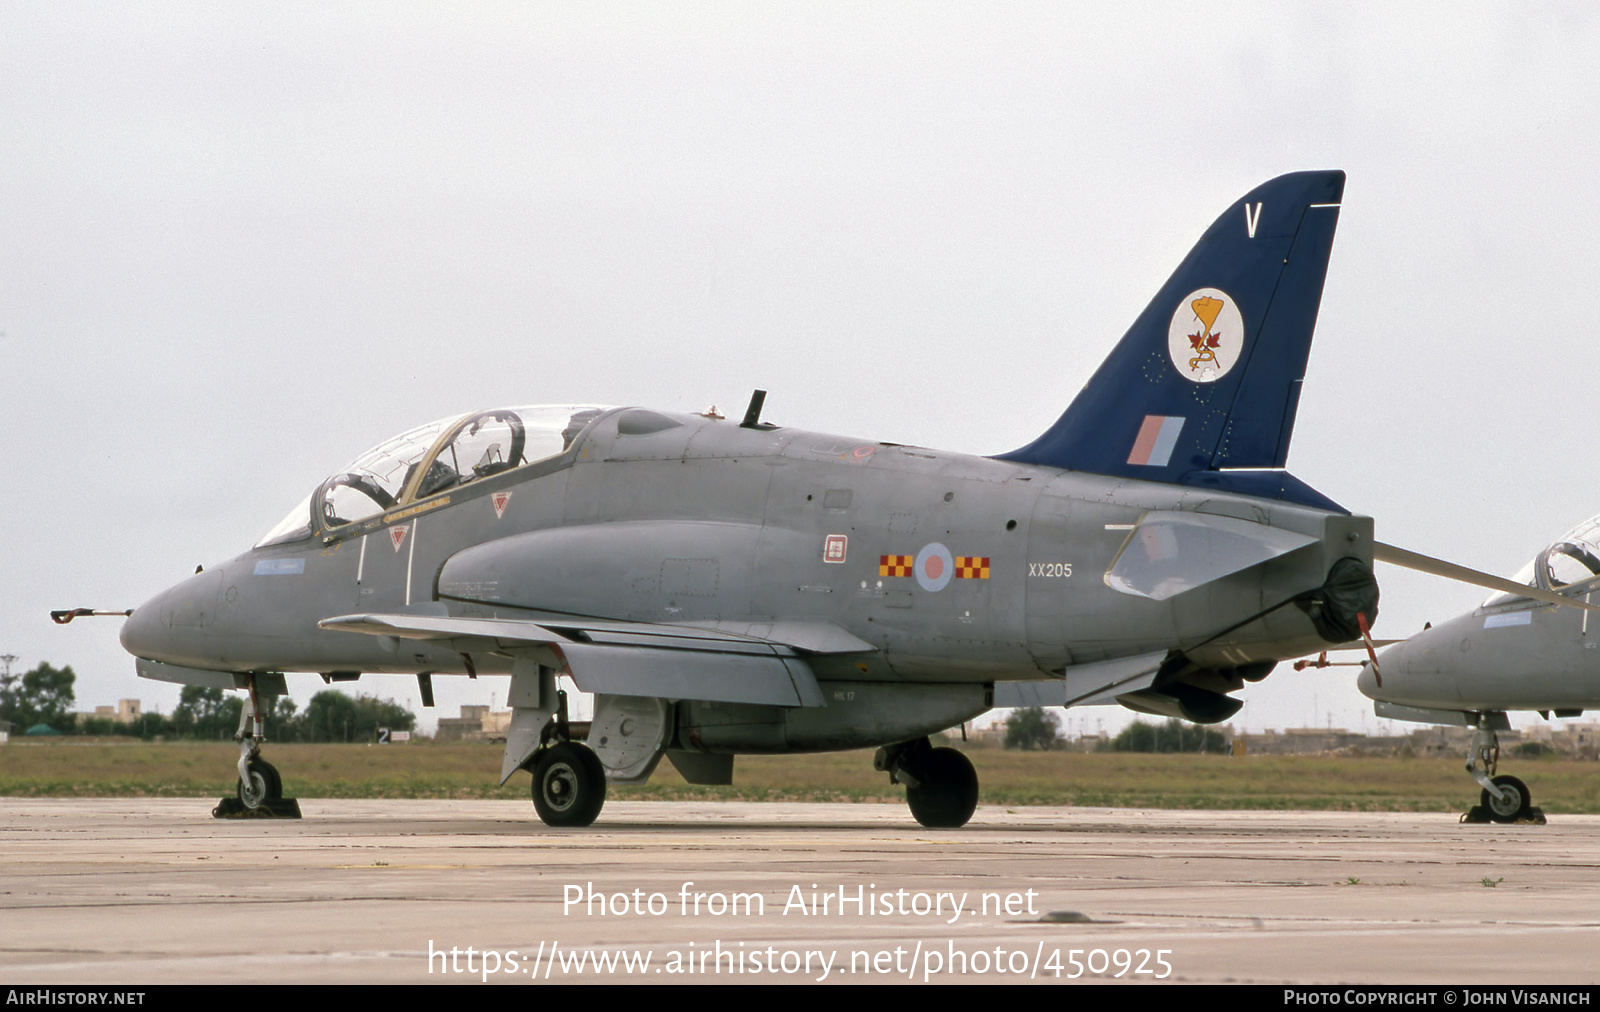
[256,405,607,547]
[1482,513,1600,608]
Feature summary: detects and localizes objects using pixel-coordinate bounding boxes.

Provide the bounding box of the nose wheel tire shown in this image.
[905,747,979,829]
[531,742,607,828]
[1481,774,1532,823]
[237,759,283,811]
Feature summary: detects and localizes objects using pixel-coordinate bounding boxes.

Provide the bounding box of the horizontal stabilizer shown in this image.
[1373,542,1600,613]
[1105,512,1317,600]
[1313,638,1402,651]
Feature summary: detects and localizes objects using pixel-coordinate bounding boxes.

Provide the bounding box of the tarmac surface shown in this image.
[2,798,1598,986]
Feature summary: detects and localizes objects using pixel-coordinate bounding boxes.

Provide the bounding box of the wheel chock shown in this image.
[212,797,303,819]
[1460,804,1546,826]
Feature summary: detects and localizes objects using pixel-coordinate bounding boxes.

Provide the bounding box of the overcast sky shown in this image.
[3,3,1597,738]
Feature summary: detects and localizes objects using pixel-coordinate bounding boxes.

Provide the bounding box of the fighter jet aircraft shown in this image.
[1355,514,1600,823]
[103,169,1569,829]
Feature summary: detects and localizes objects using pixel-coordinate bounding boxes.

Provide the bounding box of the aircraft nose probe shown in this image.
[49,608,132,623]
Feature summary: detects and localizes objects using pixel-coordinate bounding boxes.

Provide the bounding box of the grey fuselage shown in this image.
[123,406,1368,752]
[1360,596,1600,713]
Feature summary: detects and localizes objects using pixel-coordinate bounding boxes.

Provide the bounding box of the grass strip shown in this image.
[4,740,1599,813]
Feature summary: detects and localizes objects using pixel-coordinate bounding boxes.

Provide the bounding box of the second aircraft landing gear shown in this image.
[877,737,979,828]
[1461,715,1544,825]
[524,686,607,828]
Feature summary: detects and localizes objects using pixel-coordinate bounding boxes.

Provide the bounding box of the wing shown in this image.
[317,612,849,708]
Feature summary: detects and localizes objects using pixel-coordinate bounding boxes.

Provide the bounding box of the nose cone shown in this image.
[1356,659,1381,700]
[119,568,224,665]
[119,592,168,660]
[1357,636,1428,705]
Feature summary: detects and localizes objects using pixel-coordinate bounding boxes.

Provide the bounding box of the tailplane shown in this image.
[1000,171,1345,510]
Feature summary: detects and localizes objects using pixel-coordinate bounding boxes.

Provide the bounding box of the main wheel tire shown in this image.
[531,742,607,828]
[905,747,978,829]
[237,758,283,810]
[1482,774,1532,823]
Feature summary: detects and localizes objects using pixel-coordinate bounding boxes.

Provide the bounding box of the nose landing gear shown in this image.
[213,674,301,819]
[1461,715,1544,825]
[237,755,283,809]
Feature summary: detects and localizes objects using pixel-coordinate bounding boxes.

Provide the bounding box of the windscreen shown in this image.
[1481,513,1600,607]
[254,405,608,547]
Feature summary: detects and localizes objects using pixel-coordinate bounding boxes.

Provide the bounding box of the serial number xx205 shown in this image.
[1027,562,1073,578]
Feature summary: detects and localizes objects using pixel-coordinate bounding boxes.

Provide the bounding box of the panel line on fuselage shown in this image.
[406,519,418,607]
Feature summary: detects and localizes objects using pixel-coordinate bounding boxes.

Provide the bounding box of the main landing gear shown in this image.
[524,686,607,828]
[876,737,979,828]
[1461,715,1544,825]
[214,674,301,819]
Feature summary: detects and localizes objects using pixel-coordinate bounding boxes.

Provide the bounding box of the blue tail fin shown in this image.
[1000,171,1345,510]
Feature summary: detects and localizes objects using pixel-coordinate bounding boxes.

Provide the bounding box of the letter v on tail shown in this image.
[999,170,1345,510]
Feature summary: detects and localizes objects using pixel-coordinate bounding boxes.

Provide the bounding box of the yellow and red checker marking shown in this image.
[879,555,914,577]
[955,556,990,579]
[880,554,990,579]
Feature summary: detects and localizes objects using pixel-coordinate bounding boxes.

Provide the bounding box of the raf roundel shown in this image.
[914,542,954,592]
[1166,288,1245,383]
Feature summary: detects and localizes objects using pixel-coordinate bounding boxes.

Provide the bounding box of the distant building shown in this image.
[1231,725,1528,757]
[434,704,511,743]
[1520,720,1600,759]
[1234,727,1372,755]
[966,725,1006,748]
[73,699,143,728]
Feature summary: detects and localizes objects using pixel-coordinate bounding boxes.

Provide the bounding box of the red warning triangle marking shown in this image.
[389,525,409,552]
[492,491,511,519]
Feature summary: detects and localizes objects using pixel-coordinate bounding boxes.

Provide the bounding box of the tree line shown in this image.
[1003,706,1228,754]
[0,661,76,733]
[2,661,415,742]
